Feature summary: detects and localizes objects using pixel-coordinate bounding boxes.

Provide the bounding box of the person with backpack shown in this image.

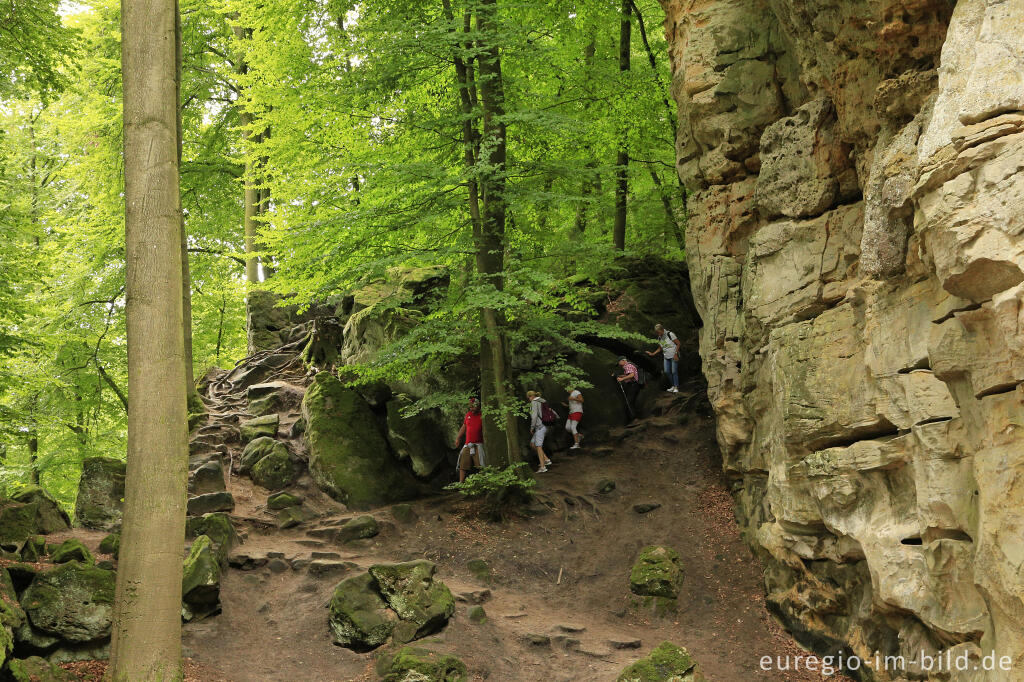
[646,323,682,393]
[562,387,584,450]
[453,397,485,483]
[615,357,641,422]
[526,390,555,473]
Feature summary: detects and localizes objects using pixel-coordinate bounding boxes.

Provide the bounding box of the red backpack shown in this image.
[540,402,559,425]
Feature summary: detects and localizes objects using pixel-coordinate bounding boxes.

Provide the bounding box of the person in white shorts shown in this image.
[527,390,553,473]
[563,387,584,449]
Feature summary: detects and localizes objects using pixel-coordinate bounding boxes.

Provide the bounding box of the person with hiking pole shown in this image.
[615,357,640,423]
[454,397,485,483]
[646,323,682,393]
[527,390,555,473]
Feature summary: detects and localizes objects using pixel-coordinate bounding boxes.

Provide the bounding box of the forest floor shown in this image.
[56,381,844,681]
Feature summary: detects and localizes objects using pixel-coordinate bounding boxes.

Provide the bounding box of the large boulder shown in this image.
[182,535,221,621]
[185,513,237,565]
[301,373,420,509]
[10,486,70,534]
[20,562,115,643]
[0,500,42,553]
[617,641,704,681]
[74,457,125,531]
[250,448,296,491]
[0,568,26,669]
[50,539,93,565]
[376,647,468,682]
[239,414,279,443]
[7,656,75,682]
[239,437,288,475]
[368,560,455,642]
[328,573,395,651]
[385,397,448,478]
[629,546,683,599]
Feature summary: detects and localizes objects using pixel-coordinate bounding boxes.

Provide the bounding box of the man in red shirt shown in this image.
[454,397,485,482]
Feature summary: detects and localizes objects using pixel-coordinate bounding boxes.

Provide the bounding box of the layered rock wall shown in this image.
[660,0,1024,676]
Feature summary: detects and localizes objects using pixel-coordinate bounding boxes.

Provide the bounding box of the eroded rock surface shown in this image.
[660,0,1024,674]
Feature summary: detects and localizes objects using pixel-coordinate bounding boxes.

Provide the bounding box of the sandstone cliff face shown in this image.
[660,0,1024,676]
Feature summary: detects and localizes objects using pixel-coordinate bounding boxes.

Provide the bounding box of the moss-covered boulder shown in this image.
[376,646,468,682]
[337,515,379,543]
[250,448,296,491]
[189,460,226,495]
[10,486,70,534]
[0,500,41,553]
[328,572,395,651]
[74,457,125,531]
[8,656,75,682]
[239,414,279,443]
[98,533,119,559]
[267,491,302,510]
[20,562,115,643]
[21,535,47,562]
[50,539,94,565]
[0,568,26,668]
[385,397,448,478]
[302,373,420,509]
[187,388,208,433]
[368,561,454,641]
[185,513,236,566]
[617,641,704,681]
[186,492,235,516]
[629,546,683,599]
[276,506,304,529]
[182,535,221,621]
[239,437,288,475]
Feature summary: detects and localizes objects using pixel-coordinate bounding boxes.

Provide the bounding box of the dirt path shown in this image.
[176,383,837,681]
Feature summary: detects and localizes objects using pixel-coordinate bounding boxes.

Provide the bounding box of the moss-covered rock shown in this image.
[629,546,683,599]
[182,535,221,621]
[0,567,26,669]
[617,641,704,681]
[239,414,279,443]
[328,572,395,651]
[97,534,119,558]
[74,457,125,531]
[267,491,302,510]
[337,515,379,543]
[187,388,208,433]
[7,656,75,682]
[468,605,487,624]
[302,373,420,509]
[276,506,304,529]
[185,513,236,566]
[385,397,448,478]
[186,492,235,516]
[21,535,47,562]
[466,558,492,585]
[189,460,226,495]
[50,539,94,565]
[375,646,468,682]
[239,437,288,475]
[10,486,70,534]
[0,500,41,553]
[250,448,296,491]
[368,561,454,640]
[20,562,115,643]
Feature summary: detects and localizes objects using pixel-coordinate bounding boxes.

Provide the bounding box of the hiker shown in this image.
[615,356,640,422]
[454,397,485,483]
[646,323,682,393]
[527,390,554,473]
[563,387,584,449]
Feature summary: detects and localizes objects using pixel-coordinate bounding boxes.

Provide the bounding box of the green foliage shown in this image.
[445,463,536,520]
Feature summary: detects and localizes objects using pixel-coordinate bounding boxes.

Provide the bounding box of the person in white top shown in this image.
[646,323,681,393]
[563,388,584,449]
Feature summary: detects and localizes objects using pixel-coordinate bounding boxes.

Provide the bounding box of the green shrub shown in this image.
[444,464,535,520]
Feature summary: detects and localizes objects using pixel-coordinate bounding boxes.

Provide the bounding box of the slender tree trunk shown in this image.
[476,0,521,464]
[231,25,260,284]
[612,0,631,251]
[175,0,194,387]
[110,0,188,676]
[27,431,39,484]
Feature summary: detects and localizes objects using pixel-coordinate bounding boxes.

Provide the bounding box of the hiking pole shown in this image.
[614,374,637,422]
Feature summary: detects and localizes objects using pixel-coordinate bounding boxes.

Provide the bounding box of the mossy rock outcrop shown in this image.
[50,539,93,565]
[0,501,41,553]
[617,641,704,681]
[185,513,237,565]
[629,546,683,599]
[0,567,26,669]
[98,533,120,559]
[10,486,70,534]
[369,561,455,642]
[21,536,47,562]
[250,448,296,491]
[20,562,115,643]
[239,414,279,443]
[376,646,468,682]
[385,398,448,478]
[267,492,302,510]
[328,573,396,651]
[337,515,379,543]
[302,373,420,509]
[239,437,288,475]
[74,457,125,531]
[7,656,75,682]
[182,535,221,621]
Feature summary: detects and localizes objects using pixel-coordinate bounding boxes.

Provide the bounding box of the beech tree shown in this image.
[108,0,189,676]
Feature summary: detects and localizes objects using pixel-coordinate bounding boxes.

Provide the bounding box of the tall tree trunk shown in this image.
[573,40,597,235]
[476,0,521,464]
[231,25,260,284]
[612,0,631,251]
[175,0,194,387]
[110,0,188,676]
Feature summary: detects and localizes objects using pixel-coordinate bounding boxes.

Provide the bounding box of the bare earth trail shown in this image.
[176,367,835,682]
